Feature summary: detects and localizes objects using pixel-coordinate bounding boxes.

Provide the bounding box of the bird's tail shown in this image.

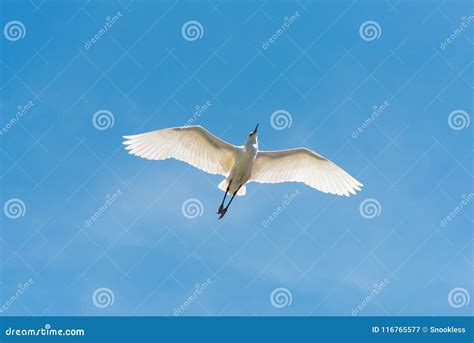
[217,179,246,196]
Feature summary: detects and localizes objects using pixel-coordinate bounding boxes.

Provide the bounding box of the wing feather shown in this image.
[123,126,237,176]
[250,148,362,197]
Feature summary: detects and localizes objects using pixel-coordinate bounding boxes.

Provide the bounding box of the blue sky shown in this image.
[0,0,472,317]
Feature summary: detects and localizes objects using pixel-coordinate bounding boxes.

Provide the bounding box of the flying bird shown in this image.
[123,124,362,219]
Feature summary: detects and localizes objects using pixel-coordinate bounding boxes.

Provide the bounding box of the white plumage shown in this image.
[123,126,237,175]
[251,148,362,197]
[123,125,362,218]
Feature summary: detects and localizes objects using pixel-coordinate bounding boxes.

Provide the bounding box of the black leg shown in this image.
[217,181,231,214]
[218,185,242,219]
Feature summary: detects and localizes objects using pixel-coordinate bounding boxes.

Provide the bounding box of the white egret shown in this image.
[123,124,363,218]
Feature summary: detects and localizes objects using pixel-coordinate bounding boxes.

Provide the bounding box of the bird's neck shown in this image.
[244,141,258,154]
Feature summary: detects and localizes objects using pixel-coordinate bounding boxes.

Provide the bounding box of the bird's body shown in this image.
[220,138,258,196]
[123,124,362,218]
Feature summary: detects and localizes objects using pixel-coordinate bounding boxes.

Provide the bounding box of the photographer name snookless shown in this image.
[371,326,466,334]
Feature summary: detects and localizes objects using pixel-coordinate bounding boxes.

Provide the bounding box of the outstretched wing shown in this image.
[250,148,363,196]
[123,126,238,176]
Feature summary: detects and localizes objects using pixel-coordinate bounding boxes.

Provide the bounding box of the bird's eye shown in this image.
[249,133,252,136]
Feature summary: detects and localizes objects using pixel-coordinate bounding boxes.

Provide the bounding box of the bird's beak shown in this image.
[252,123,259,135]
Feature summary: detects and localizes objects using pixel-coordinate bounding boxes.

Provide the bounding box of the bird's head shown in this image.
[247,124,258,140]
[245,123,259,148]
